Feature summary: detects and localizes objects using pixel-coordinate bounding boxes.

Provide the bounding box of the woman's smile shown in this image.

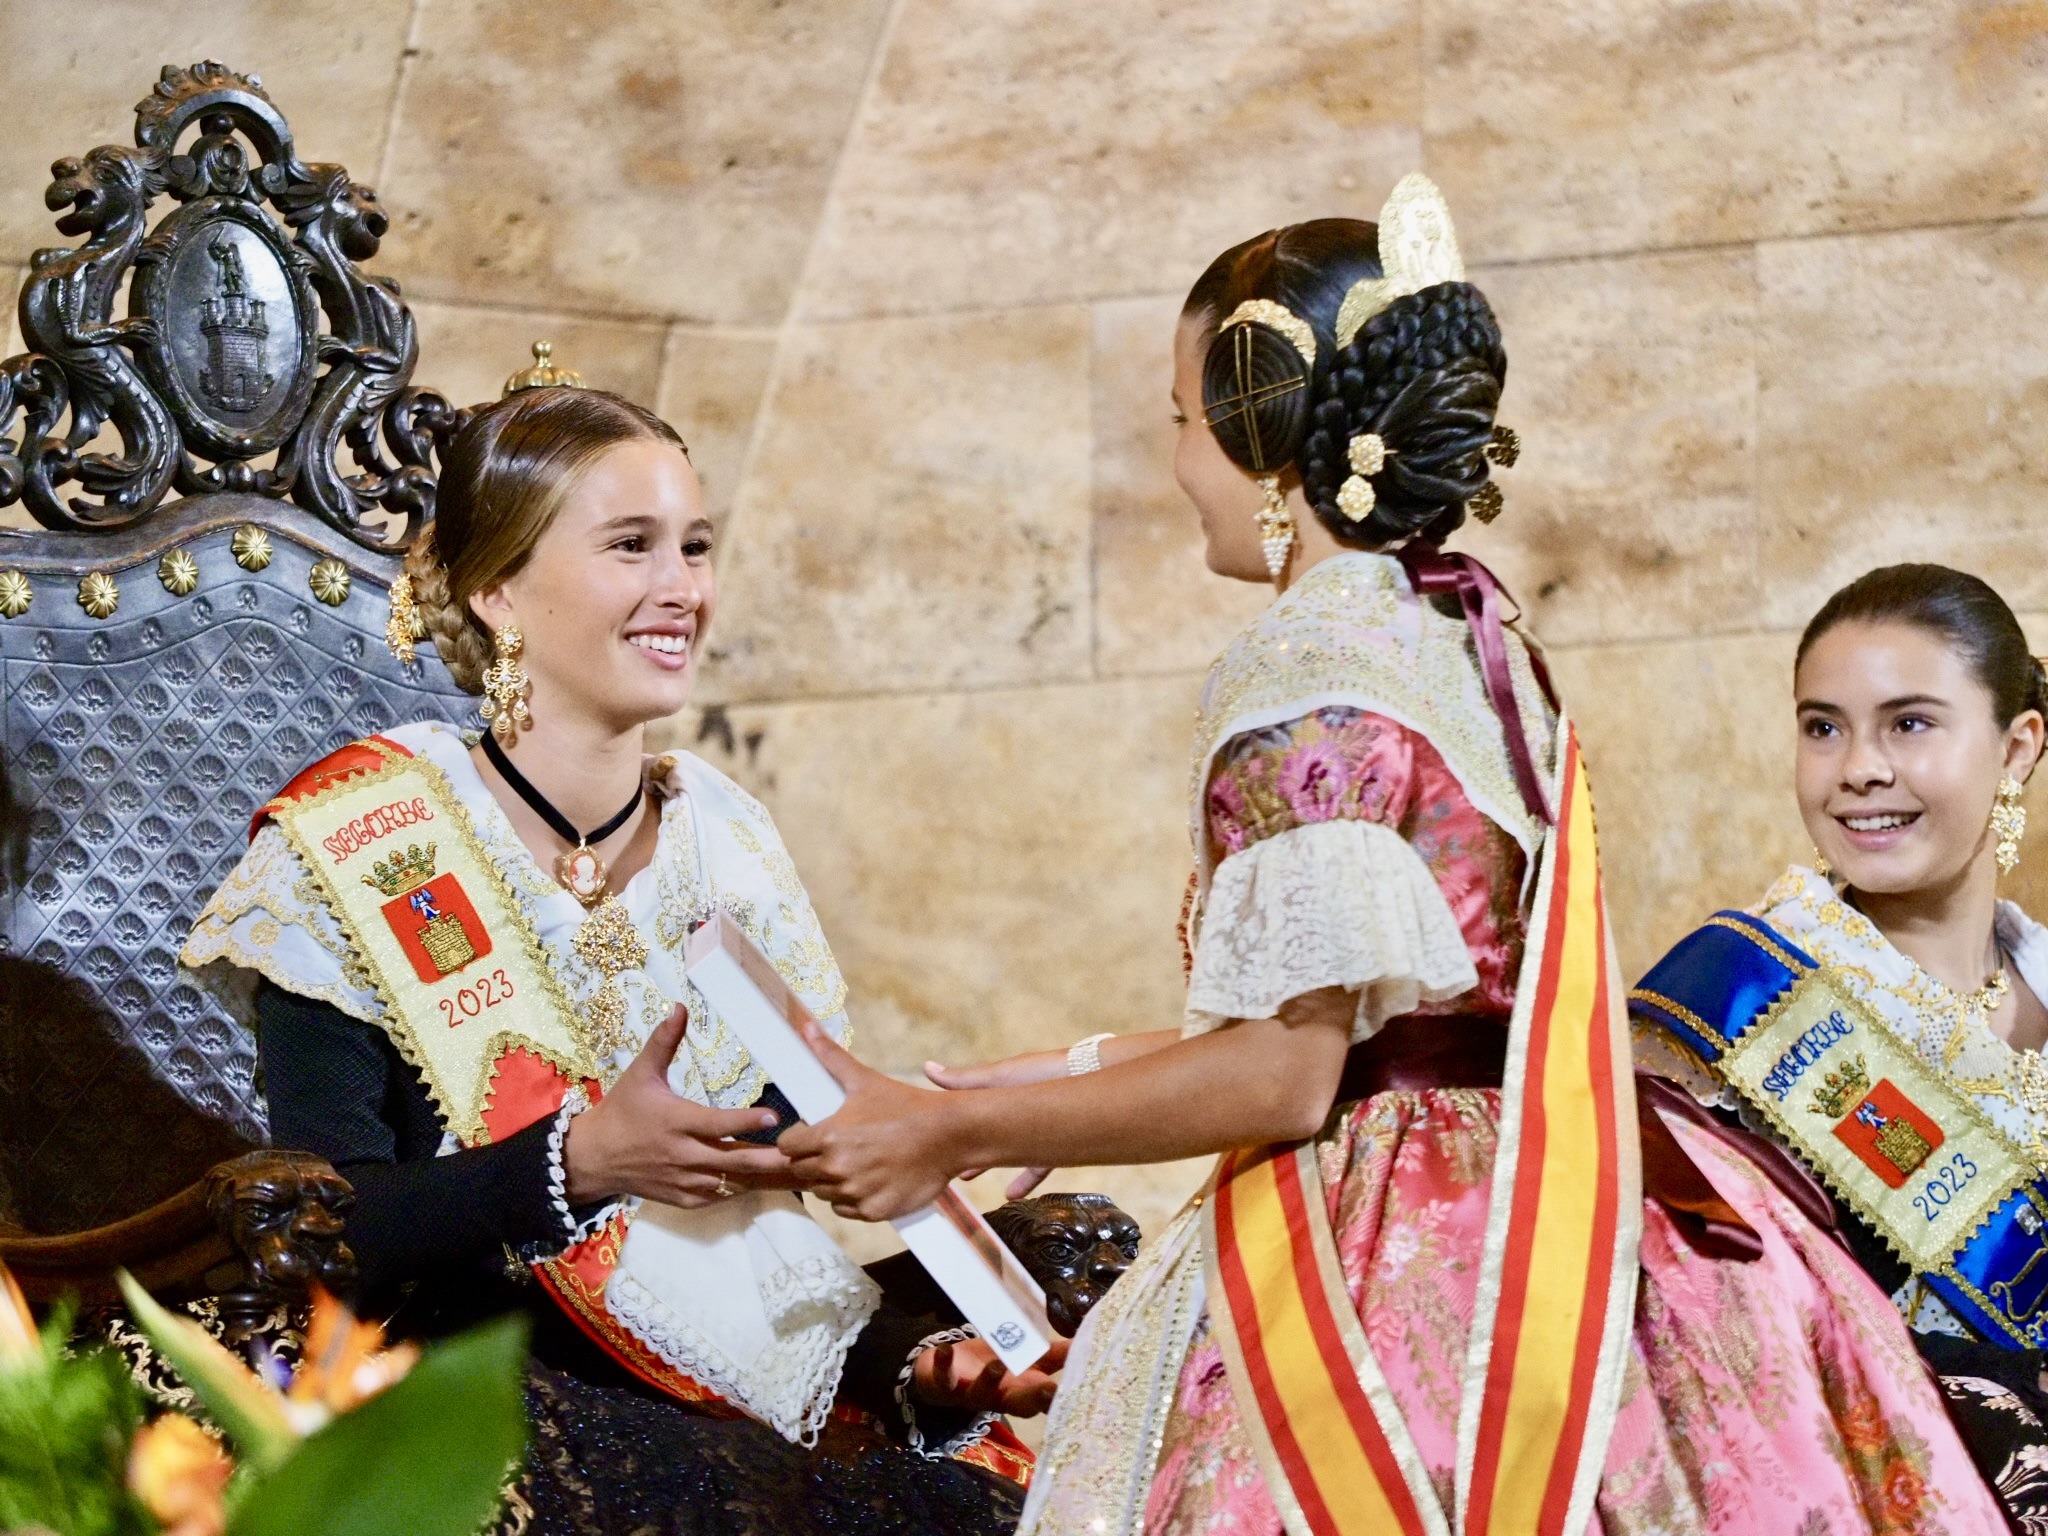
[627,622,695,671]
[1832,806,1922,851]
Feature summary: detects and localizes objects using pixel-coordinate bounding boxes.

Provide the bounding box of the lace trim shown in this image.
[180,824,380,1025]
[1184,818,1478,1041]
[1190,551,1554,868]
[521,1088,619,1262]
[758,1251,884,1331]
[604,1269,854,1446]
[895,1326,999,1458]
[1757,865,2048,1164]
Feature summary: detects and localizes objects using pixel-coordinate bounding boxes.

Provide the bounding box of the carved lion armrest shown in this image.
[987,1193,1143,1338]
[0,1149,357,1340]
[202,1149,358,1339]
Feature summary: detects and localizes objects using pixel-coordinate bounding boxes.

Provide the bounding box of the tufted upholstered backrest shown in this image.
[0,63,473,1234]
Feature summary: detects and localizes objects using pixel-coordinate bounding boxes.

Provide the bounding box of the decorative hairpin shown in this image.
[1218,298,1317,368]
[1485,425,1520,467]
[1336,432,1391,522]
[1335,174,1468,347]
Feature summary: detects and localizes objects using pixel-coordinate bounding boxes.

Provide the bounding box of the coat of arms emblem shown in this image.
[1808,1053,1944,1187]
[362,842,492,983]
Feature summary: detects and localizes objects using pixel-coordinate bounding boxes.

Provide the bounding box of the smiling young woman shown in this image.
[181,384,1052,1534]
[1634,562,2048,1529]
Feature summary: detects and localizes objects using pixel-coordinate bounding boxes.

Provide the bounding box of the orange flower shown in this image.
[0,1257,35,1365]
[1880,1458,1928,1526]
[128,1414,232,1536]
[1837,1391,1890,1458]
[288,1286,419,1421]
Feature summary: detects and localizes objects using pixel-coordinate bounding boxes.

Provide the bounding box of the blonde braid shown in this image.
[404,527,491,694]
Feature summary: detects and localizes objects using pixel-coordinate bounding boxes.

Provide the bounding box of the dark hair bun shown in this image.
[1299,281,1506,547]
[1201,320,1314,475]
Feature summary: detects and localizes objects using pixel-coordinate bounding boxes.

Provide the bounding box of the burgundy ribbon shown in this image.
[1397,545,1555,827]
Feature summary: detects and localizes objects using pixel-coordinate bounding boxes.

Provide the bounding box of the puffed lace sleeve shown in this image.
[180,823,381,1023]
[1184,706,1515,1043]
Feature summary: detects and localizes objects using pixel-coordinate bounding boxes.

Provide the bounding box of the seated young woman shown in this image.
[181,384,1055,1535]
[1634,563,2048,1532]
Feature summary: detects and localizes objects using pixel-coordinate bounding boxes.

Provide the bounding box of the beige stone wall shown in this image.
[8,3,2048,1249]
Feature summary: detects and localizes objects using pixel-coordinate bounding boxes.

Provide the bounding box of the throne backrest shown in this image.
[0,64,475,1236]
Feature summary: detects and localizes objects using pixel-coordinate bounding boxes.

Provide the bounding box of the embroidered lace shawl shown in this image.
[1638,864,2048,1340]
[1181,552,1552,1044]
[181,720,875,1441]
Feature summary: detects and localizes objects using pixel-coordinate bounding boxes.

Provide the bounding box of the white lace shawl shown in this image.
[1180,552,1547,1044]
[180,720,877,1442]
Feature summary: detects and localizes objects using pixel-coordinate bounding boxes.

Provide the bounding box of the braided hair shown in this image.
[1186,219,1506,547]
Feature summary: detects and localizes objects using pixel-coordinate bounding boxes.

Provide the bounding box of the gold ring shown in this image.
[715,1174,732,1199]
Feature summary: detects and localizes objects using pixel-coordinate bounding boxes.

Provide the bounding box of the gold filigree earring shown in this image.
[385,572,424,663]
[1257,475,1295,585]
[1993,775,2027,875]
[1811,846,1833,881]
[480,623,533,744]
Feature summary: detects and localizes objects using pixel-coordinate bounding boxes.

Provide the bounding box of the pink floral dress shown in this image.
[1140,707,2005,1536]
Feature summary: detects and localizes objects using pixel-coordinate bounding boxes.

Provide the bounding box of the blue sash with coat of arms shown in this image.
[1631,911,2048,1349]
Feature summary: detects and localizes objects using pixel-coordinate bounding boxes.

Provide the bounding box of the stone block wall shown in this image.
[6,1,2048,1245]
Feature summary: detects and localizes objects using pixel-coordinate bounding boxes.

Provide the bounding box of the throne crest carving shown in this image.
[0,62,475,1321]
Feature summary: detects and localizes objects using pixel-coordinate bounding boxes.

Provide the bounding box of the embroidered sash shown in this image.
[261,737,750,1411]
[1205,725,1639,1536]
[1632,912,2048,1348]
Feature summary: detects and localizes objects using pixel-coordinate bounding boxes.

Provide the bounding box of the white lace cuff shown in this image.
[896,1327,1000,1458]
[522,1087,617,1261]
[1185,818,1478,1043]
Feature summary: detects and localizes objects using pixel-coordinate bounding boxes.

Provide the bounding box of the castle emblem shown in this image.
[198,231,274,413]
[1807,1052,1942,1186]
[362,842,492,982]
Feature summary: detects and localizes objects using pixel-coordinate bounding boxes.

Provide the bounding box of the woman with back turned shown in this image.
[780,179,2006,1534]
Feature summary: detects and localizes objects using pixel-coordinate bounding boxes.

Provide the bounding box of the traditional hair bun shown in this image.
[1201,319,1316,476]
[1299,281,1505,547]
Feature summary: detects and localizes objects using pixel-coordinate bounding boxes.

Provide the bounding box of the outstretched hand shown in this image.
[912,1336,1069,1419]
[563,1005,798,1208]
[923,1053,1063,1199]
[779,1021,967,1221]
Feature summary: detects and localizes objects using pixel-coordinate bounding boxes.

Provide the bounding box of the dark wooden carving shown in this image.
[986,1193,1143,1338]
[0,61,463,548]
[0,1150,356,1334]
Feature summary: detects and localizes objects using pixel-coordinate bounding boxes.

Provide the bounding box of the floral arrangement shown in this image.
[0,1261,526,1536]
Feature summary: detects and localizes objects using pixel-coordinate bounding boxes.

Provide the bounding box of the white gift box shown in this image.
[684,912,1056,1374]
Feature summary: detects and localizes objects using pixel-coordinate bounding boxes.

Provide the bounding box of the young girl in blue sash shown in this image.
[1635,562,2048,1528]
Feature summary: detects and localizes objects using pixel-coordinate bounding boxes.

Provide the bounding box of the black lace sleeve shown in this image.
[254,980,576,1293]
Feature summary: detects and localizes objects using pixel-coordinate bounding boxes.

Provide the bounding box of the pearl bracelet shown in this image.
[1067,1032,1115,1076]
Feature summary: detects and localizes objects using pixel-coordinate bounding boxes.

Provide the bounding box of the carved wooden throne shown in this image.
[0,62,474,1322]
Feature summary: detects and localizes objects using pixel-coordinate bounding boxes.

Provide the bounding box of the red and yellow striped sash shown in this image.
[1206,726,1638,1536]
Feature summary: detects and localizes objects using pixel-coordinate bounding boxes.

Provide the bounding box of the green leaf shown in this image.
[0,1313,151,1536]
[226,1314,528,1536]
[115,1271,299,1474]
